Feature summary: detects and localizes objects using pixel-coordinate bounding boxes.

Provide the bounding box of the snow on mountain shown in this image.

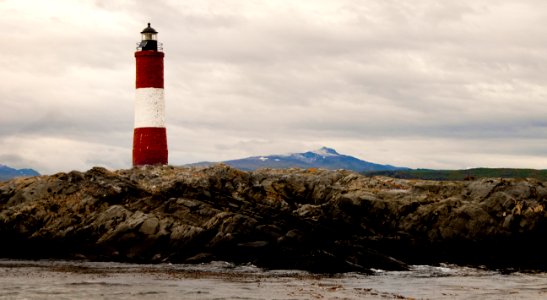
[310,147,339,157]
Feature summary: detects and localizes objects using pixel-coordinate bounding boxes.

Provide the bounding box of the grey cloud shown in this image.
[2,1,547,173]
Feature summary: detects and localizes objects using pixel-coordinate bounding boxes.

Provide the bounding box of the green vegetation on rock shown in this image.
[364,168,547,181]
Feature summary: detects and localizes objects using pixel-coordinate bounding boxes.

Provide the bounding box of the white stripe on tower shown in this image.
[134,88,165,128]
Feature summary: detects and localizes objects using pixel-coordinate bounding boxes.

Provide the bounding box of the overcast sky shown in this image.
[2,0,547,174]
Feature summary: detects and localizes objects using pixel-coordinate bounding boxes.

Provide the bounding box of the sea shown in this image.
[0,259,546,299]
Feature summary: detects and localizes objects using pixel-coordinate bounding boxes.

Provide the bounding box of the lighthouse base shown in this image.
[132,127,168,166]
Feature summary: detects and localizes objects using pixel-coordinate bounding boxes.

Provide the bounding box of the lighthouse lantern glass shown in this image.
[142,32,157,41]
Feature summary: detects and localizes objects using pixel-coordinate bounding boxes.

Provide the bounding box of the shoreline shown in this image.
[2,259,546,300]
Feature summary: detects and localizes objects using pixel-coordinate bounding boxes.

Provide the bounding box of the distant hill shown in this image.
[0,164,40,181]
[364,168,547,181]
[189,147,408,172]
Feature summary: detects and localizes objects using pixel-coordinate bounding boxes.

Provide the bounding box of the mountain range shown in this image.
[189,147,408,172]
[0,165,40,181]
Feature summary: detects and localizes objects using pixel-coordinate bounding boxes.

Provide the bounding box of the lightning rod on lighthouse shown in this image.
[133,23,168,166]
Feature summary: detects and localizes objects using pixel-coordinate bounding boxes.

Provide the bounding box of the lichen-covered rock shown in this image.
[0,164,546,272]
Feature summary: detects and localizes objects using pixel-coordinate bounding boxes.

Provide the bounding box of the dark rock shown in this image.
[1,164,547,272]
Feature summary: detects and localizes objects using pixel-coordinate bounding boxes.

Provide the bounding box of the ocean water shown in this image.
[0,260,546,299]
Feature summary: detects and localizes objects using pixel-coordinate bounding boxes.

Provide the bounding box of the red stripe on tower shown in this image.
[136,51,164,88]
[133,23,168,166]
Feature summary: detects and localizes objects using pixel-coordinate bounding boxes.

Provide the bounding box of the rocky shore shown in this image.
[1,165,546,273]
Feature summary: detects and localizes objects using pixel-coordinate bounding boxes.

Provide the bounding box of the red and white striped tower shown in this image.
[133,23,168,166]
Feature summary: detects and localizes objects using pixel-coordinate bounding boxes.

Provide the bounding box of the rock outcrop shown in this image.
[1,165,546,273]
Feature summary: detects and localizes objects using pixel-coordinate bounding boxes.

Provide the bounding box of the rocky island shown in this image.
[1,165,546,273]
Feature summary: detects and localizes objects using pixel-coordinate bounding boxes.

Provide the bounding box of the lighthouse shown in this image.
[133,23,168,166]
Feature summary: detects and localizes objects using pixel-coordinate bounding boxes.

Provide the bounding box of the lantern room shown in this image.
[137,23,162,51]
